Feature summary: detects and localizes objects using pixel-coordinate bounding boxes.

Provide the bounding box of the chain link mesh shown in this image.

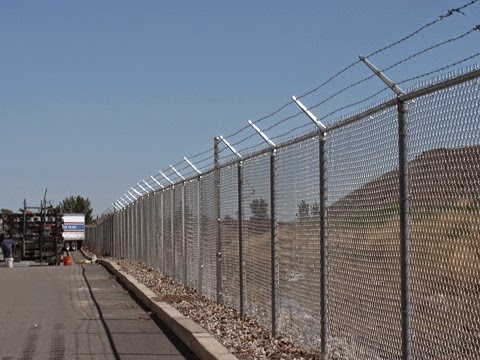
[142,196,148,265]
[174,185,185,283]
[220,164,240,309]
[163,188,174,277]
[85,67,480,359]
[407,76,480,359]
[242,153,272,328]
[148,194,156,268]
[185,180,200,291]
[133,201,138,262]
[155,190,164,273]
[200,172,217,299]
[326,107,402,359]
[275,136,322,350]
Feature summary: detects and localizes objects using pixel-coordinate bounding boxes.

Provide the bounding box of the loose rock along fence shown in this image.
[87,64,480,359]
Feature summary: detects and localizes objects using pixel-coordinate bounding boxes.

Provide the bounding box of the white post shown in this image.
[170,165,185,181]
[248,120,276,147]
[184,156,202,175]
[144,180,155,192]
[151,175,164,189]
[219,135,242,158]
[159,171,174,185]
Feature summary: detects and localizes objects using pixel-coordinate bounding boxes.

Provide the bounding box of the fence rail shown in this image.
[87,65,480,359]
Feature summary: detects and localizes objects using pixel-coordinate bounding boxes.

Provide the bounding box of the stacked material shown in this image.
[1,205,63,265]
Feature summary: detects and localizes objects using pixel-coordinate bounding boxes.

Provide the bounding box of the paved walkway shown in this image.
[0,252,196,359]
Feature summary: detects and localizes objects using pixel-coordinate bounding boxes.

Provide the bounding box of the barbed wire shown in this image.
[381,26,479,74]
[309,74,376,111]
[236,139,271,157]
[297,0,478,101]
[271,122,313,143]
[366,0,478,59]
[398,52,480,86]
[316,87,391,124]
[188,147,212,161]
[263,110,304,133]
[114,0,480,206]
[192,3,480,170]
[291,25,479,127]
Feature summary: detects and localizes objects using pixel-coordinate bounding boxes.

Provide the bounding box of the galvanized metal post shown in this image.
[359,56,410,360]
[182,182,187,285]
[214,137,223,304]
[219,134,244,314]
[161,189,165,274]
[398,100,411,360]
[247,120,278,336]
[237,161,244,317]
[319,131,328,357]
[171,185,175,279]
[197,177,203,295]
[270,148,278,337]
[292,95,329,354]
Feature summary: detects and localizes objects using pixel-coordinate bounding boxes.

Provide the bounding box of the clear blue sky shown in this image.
[1,1,478,216]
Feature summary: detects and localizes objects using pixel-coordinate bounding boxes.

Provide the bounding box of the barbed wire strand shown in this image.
[317,87,391,123]
[229,0,480,150]
[263,110,304,133]
[366,0,479,59]
[271,122,313,143]
[382,26,479,74]
[306,25,477,113]
[399,52,480,85]
[115,0,479,204]
[298,0,479,100]
[312,87,390,122]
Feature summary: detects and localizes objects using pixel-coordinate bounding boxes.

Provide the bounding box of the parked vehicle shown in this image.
[63,213,85,251]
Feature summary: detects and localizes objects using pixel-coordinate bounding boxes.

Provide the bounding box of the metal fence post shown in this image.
[247,120,278,336]
[319,131,328,356]
[172,186,175,279]
[214,137,223,304]
[237,160,244,317]
[182,182,187,285]
[197,177,203,295]
[359,56,411,360]
[398,100,411,360]
[161,189,165,274]
[292,95,329,354]
[270,148,278,337]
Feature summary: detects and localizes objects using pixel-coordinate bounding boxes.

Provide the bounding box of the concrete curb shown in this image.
[95,258,238,360]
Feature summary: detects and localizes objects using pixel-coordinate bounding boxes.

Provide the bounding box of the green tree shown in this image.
[297,200,310,220]
[1,209,13,214]
[310,202,320,217]
[250,198,269,220]
[57,195,93,224]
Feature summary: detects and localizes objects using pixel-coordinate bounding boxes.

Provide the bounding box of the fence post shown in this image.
[270,148,278,337]
[182,182,187,285]
[237,161,244,316]
[359,56,411,360]
[197,176,203,295]
[171,186,175,279]
[184,158,202,290]
[398,100,411,360]
[218,134,244,314]
[161,189,165,274]
[214,137,223,304]
[292,95,329,354]
[247,120,278,336]
[319,131,328,356]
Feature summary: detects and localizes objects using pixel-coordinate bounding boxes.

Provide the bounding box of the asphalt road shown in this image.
[0,252,196,360]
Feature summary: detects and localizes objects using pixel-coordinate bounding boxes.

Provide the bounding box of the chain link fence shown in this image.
[86,66,480,359]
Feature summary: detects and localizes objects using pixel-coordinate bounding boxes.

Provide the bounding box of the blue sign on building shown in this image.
[64,224,85,231]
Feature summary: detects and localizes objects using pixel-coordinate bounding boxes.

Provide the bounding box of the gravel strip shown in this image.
[111,258,322,360]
